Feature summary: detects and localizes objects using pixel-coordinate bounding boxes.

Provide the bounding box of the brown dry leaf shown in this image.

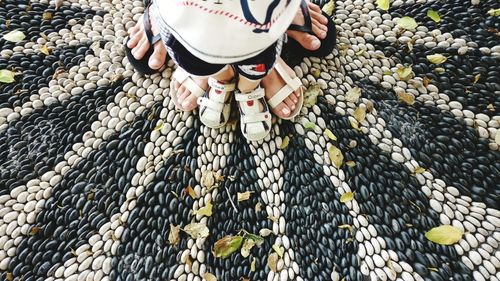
[495,131,500,145]
[237,191,253,202]
[29,226,40,236]
[193,201,213,217]
[397,92,415,105]
[42,12,53,20]
[184,186,197,199]
[353,107,366,122]
[5,272,13,281]
[423,76,431,87]
[203,273,217,281]
[183,223,209,239]
[329,145,344,168]
[214,235,244,258]
[365,100,374,112]
[267,253,279,272]
[345,87,361,103]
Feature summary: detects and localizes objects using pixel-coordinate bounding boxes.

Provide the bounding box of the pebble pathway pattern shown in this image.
[0,0,499,280]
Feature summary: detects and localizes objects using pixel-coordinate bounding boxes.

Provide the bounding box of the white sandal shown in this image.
[197,77,235,129]
[266,60,304,120]
[169,67,206,111]
[235,87,272,141]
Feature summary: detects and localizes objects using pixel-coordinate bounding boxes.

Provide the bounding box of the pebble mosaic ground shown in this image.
[0,0,499,280]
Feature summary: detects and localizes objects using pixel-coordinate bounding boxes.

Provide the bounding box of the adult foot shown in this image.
[170,71,209,111]
[126,6,167,71]
[286,1,329,51]
[260,58,301,118]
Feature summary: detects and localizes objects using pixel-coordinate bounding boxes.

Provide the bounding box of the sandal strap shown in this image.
[197,96,225,112]
[288,0,313,34]
[267,63,302,108]
[208,77,235,92]
[143,3,162,45]
[241,112,271,124]
[173,68,206,98]
[234,87,265,102]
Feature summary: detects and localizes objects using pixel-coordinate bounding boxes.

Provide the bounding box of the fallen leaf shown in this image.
[0,69,16,83]
[345,87,361,103]
[250,257,256,271]
[383,70,392,76]
[304,121,316,130]
[241,238,256,258]
[184,186,197,199]
[39,45,50,55]
[365,100,374,112]
[245,233,264,247]
[312,68,321,78]
[322,0,335,16]
[349,118,360,130]
[193,201,213,217]
[29,226,40,236]
[272,244,284,258]
[5,272,13,281]
[267,215,279,222]
[396,66,413,80]
[434,67,445,74]
[200,170,224,190]
[487,8,500,16]
[324,128,337,141]
[487,104,495,111]
[203,273,217,281]
[340,192,354,203]
[473,74,481,84]
[329,145,343,168]
[267,253,279,272]
[304,83,322,107]
[396,92,415,105]
[237,191,253,202]
[425,225,463,245]
[346,161,356,167]
[426,54,447,64]
[495,131,500,145]
[377,0,390,11]
[355,49,365,56]
[259,228,272,237]
[415,167,426,174]
[427,9,441,22]
[397,16,418,30]
[255,202,262,212]
[280,136,290,149]
[3,30,26,42]
[407,41,414,52]
[154,120,164,131]
[338,224,353,234]
[423,76,431,86]
[42,12,53,20]
[353,107,366,122]
[214,235,244,258]
[183,223,209,239]
[168,224,181,245]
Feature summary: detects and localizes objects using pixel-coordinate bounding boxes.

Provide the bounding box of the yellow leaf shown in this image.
[346,161,356,167]
[340,192,354,203]
[407,41,414,52]
[338,224,353,234]
[487,8,500,16]
[267,215,279,222]
[383,70,392,76]
[350,118,360,130]
[259,228,272,237]
[324,129,337,141]
[396,92,415,105]
[322,0,335,16]
[200,170,224,190]
[473,74,481,84]
[304,83,322,107]
[304,121,316,130]
[168,224,181,245]
[345,87,361,103]
[3,30,26,42]
[193,201,213,217]
[434,67,445,74]
[425,225,463,245]
[280,136,290,149]
[5,272,13,281]
[328,145,344,168]
[42,12,53,20]
[154,120,164,131]
[183,223,209,239]
[495,131,500,145]
[0,69,16,83]
[40,45,50,55]
[396,66,413,80]
[353,107,366,122]
[203,273,217,281]
[255,202,262,211]
[426,54,447,64]
[397,16,418,30]
[312,68,321,78]
[267,253,279,272]
[415,167,426,174]
[29,226,40,236]
[272,244,284,258]
[184,186,197,199]
[250,257,256,271]
[427,9,441,22]
[355,49,365,56]
[237,191,253,202]
[377,0,390,11]
[487,104,495,111]
[214,235,244,258]
[241,238,255,258]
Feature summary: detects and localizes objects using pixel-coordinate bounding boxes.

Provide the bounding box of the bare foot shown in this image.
[171,74,209,111]
[127,6,167,71]
[260,58,301,118]
[286,1,329,51]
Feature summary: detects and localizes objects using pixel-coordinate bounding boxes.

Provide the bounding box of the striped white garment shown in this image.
[152,0,300,64]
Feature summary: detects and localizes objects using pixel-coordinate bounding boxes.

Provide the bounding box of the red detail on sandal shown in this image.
[247,100,254,106]
[254,64,266,72]
[265,114,269,119]
[215,89,222,94]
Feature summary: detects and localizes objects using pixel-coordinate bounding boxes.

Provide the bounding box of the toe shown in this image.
[127,28,142,49]
[311,19,327,40]
[287,30,321,51]
[177,87,190,104]
[149,42,167,70]
[308,4,328,24]
[132,36,150,60]
[284,97,296,111]
[183,96,198,111]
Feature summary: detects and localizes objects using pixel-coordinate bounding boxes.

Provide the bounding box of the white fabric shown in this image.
[234,87,266,101]
[155,0,301,64]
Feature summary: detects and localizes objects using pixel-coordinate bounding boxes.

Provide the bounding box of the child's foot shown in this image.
[286,1,329,51]
[261,58,302,118]
[126,6,167,71]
